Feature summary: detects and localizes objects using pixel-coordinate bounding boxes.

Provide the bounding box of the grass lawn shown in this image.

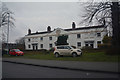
[3,51,119,62]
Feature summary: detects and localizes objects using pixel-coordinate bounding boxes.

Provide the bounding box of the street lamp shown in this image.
[7,12,10,54]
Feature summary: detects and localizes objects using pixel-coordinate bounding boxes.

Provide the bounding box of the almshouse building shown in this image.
[24,22,107,50]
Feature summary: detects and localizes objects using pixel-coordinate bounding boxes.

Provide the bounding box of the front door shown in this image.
[32,44,38,50]
[63,46,71,55]
[85,41,94,48]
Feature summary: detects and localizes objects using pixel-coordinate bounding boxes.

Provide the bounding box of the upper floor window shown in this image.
[40,37,43,41]
[77,34,81,38]
[97,41,101,44]
[49,37,52,40]
[97,33,101,37]
[28,38,31,42]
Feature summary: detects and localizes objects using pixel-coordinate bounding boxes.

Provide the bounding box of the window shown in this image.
[77,42,81,47]
[97,41,101,44]
[77,34,81,38]
[40,37,43,41]
[49,37,52,40]
[40,44,43,48]
[28,38,30,42]
[64,46,71,49]
[57,46,64,49]
[49,44,52,48]
[97,33,101,37]
[28,45,31,48]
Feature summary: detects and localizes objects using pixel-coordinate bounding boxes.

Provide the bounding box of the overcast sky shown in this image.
[4,2,87,43]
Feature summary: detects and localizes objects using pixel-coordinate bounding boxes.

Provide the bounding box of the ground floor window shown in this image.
[97,41,101,44]
[77,42,81,47]
[40,44,43,48]
[49,44,52,48]
[28,45,31,48]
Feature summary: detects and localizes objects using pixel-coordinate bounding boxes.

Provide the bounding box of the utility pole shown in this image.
[7,13,10,54]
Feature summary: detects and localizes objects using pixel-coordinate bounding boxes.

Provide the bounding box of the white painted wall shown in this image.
[25,27,106,50]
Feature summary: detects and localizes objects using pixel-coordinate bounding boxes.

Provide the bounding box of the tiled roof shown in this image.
[64,25,104,31]
[27,25,104,36]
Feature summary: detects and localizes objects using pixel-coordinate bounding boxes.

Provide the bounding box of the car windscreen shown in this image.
[14,49,20,52]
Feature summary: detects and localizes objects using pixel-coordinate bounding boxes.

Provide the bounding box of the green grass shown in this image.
[3,51,119,62]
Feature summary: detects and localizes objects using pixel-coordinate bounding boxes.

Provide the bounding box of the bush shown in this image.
[98,44,111,49]
[105,46,120,55]
[49,47,55,52]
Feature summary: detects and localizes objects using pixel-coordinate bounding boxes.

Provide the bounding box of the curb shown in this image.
[3,60,119,74]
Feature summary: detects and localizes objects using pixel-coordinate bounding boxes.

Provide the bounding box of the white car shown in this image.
[54,45,82,57]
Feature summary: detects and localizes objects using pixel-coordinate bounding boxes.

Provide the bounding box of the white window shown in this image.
[77,34,81,38]
[40,44,43,48]
[97,33,101,37]
[77,42,81,47]
[49,44,52,48]
[28,45,31,48]
[49,37,52,40]
[28,38,30,42]
[40,37,43,41]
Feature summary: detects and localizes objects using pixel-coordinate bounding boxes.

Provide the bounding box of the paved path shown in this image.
[2,58,119,73]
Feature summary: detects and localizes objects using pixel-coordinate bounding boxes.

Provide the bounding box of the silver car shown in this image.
[54,45,82,57]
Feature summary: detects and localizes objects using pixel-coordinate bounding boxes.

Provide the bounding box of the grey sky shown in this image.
[4,2,86,43]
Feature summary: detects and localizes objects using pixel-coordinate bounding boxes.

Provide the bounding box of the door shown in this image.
[32,44,38,50]
[63,46,71,55]
[85,41,94,48]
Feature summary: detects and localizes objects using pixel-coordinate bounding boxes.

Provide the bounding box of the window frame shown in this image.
[97,32,101,37]
[77,34,81,38]
[28,44,31,48]
[49,36,52,40]
[49,43,53,48]
[40,44,43,48]
[40,37,43,41]
[77,42,81,47]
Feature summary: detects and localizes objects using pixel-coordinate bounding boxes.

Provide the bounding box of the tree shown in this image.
[81,0,120,47]
[0,3,15,43]
[15,37,25,50]
[55,35,69,46]
[15,37,25,44]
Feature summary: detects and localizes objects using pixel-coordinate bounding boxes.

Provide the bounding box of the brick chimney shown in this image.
[47,26,51,32]
[72,22,76,29]
[28,29,31,35]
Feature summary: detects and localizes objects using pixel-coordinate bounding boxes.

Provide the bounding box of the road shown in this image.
[2,62,119,78]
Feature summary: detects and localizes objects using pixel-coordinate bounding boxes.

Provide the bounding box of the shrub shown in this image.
[98,44,111,49]
[105,46,120,55]
[49,47,55,52]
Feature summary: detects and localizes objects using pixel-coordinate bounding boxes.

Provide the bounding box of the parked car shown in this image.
[2,49,9,56]
[9,49,24,56]
[54,45,82,57]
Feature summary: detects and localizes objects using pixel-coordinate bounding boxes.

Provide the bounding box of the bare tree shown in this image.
[81,0,120,46]
[0,3,15,43]
[15,37,25,44]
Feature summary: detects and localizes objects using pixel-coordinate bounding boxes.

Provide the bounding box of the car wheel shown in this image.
[55,53,59,58]
[72,53,77,57]
[15,54,18,56]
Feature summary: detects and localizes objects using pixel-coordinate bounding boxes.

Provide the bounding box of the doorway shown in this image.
[32,44,38,50]
[85,41,94,48]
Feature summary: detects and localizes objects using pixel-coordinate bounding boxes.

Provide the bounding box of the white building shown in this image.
[24,23,106,50]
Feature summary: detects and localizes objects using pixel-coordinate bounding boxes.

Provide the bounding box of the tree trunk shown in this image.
[111,2,120,47]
